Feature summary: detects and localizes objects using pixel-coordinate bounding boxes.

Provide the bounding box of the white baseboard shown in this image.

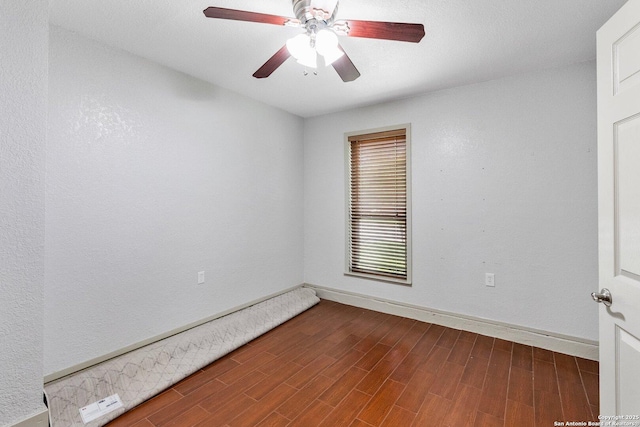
[9,407,48,427]
[305,283,599,361]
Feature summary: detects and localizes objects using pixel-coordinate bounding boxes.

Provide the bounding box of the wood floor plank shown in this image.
[557,373,595,421]
[194,394,256,427]
[477,349,511,419]
[367,315,403,343]
[554,353,583,384]
[291,339,336,366]
[321,348,366,380]
[228,383,297,427]
[349,315,388,344]
[581,370,599,408]
[320,367,368,407]
[436,328,461,349]
[447,338,474,366]
[352,335,381,356]
[445,384,483,426]
[395,368,434,413]
[324,334,361,359]
[248,359,305,400]
[410,324,444,356]
[355,343,392,371]
[216,351,277,385]
[474,411,504,427]
[534,389,564,426]
[380,405,417,426]
[471,335,494,360]
[458,330,478,342]
[460,355,490,389]
[356,379,406,426]
[429,361,465,400]
[504,399,534,427]
[286,354,336,389]
[382,341,414,368]
[318,389,372,427]
[507,366,534,406]
[146,379,226,426]
[493,338,513,353]
[287,399,332,426]
[412,393,452,427]
[160,405,209,427]
[388,352,425,384]
[276,374,335,420]
[533,347,554,363]
[419,345,450,374]
[258,355,302,379]
[533,358,559,394]
[255,412,290,427]
[355,358,400,395]
[379,317,416,347]
[386,321,429,359]
[511,343,533,371]
[577,357,599,374]
[263,332,310,357]
[198,370,266,413]
[324,326,359,345]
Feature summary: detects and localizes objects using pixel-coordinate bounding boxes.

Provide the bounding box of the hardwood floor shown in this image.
[106,299,599,427]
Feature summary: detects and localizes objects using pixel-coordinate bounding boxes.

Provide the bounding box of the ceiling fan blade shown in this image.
[336,20,425,43]
[332,46,360,82]
[203,7,295,26]
[253,45,291,79]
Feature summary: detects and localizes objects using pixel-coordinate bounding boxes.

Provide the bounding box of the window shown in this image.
[346,125,411,284]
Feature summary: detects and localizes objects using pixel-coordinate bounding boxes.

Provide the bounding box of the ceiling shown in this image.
[50,0,626,118]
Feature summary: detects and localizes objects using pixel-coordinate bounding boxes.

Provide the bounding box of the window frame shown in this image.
[344,124,412,286]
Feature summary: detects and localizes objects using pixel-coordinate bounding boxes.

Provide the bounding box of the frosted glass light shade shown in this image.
[296,51,317,68]
[315,30,338,54]
[316,29,343,65]
[320,45,343,65]
[286,33,317,68]
[287,34,311,59]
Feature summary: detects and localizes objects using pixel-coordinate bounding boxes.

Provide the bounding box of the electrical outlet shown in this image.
[485,273,495,287]
[198,271,205,285]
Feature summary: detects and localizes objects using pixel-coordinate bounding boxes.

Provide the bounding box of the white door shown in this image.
[596,0,640,416]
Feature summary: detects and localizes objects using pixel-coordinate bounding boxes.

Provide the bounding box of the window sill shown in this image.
[344,271,412,286]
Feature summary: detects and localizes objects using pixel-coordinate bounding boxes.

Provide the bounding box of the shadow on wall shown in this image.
[167,72,220,102]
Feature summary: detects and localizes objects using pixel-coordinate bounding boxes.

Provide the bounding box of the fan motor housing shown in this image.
[293,0,339,26]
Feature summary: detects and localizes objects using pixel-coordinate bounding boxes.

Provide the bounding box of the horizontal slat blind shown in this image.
[348,130,407,279]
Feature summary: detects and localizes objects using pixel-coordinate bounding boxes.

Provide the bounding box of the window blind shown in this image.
[348,129,407,280]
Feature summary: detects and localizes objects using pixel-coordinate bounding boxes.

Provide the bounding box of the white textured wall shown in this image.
[45,27,304,375]
[304,61,599,341]
[0,0,48,425]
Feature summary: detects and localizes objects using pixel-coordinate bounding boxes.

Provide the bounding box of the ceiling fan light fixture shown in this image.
[315,29,343,65]
[286,34,312,59]
[296,51,318,68]
[287,33,318,68]
[204,0,425,81]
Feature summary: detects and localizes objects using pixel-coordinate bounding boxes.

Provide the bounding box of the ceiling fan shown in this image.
[203,0,425,82]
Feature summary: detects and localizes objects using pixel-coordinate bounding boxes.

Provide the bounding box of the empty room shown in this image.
[2,0,640,426]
